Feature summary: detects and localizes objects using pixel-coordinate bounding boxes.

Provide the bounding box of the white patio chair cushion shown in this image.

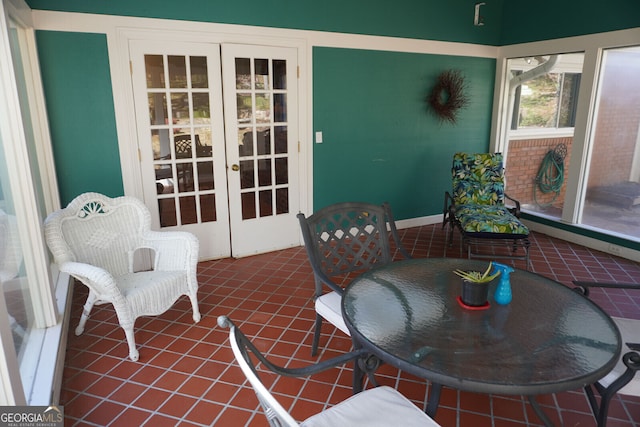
[301,385,440,427]
[315,291,350,336]
[599,316,640,396]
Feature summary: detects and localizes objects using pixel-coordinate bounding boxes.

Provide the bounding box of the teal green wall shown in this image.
[35,31,123,205]
[313,48,495,219]
[500,0,640,45]
[26,0,503,45]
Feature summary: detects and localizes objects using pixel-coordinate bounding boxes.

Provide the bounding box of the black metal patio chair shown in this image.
[297,202,411,356]
[572,280,640,426]
[218,315,441,427]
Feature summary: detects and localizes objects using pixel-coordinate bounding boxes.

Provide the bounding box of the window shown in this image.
[0,0,61,405]
[501,53,585,218]
[508,54,583,133]
[580,45,640,239]
[497,34,640,247]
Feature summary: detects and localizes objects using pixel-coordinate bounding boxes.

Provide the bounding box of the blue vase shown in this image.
[492,262,514,305]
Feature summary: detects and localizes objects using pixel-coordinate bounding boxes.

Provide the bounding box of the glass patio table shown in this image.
[341,258,621,425]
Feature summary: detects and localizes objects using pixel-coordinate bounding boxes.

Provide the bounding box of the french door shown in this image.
[130,41,300,259]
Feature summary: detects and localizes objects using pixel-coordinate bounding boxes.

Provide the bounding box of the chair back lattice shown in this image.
[299,203,393,280]
[452,152,505,206]
[45,193,150,278]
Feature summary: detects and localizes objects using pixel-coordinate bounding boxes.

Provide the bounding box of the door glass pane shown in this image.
[174,133,193,159]
[259,190,272,216]
[152,129,171,160]
[581,45,640,237]
[240,160,254,189]
[190,56,208,88]
[144,54,220,228]
[274,126,287,154]
[168,55,187,88]
[180,196,197,224]
[155,164,174,194]
[274,93,287,122]
[192,93,210,125]
[238,128,253,157]
[276,188,289,214]
[237,94,252,123]
[254,59,269,90]
[256,127,270,155]
[201,194,216,222]
[145,55,165,88]
[148,93,167,125]
[235,58,251,89]
[258,159,272,186]
[241,193,256,220]
[273,59,286,90]
[177,163,194,192]
[275,157,288,185]
[159,198,177,226]
[503,53,584,220]
[255,93,270,123]
[195,129,212,158]
[171,93,190,124]
[197,162,214,190]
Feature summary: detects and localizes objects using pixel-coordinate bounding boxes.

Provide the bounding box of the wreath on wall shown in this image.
[427,70,469,124]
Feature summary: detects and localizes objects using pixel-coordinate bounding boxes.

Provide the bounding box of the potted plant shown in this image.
[454,262,501,307]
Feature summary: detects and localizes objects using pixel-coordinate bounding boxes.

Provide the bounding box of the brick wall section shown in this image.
[505,137,572,208]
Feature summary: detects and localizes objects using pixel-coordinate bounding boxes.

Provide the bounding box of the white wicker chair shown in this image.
[44,192,201,361]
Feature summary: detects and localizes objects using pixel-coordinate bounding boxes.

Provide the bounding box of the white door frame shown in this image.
[110,26,310,259]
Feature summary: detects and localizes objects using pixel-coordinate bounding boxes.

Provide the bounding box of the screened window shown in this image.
[511,71,581,130]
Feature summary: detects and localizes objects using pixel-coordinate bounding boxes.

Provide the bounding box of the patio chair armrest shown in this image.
[143,230,199,271]
[443,191,455,226]
[59,261,119,296]
[504,193,522,216]
[605,351,640,396]
[315,273,345,296]
[572,280,640,297]
[623,351,640,371]
[218,315,368,376]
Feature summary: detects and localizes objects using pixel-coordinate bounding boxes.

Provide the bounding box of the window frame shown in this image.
[0,0,62,405]
[491,28,640,238]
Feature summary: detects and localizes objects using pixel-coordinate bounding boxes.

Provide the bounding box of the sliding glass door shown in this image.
[580,46,640,238]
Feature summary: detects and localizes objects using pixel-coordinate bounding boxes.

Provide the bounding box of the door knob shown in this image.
[231,164,239,171]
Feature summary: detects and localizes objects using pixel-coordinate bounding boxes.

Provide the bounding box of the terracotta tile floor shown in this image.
[60,224,640,426]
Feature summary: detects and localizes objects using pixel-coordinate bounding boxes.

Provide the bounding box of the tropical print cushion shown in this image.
[456,204,529,236]
[452,152,505,206]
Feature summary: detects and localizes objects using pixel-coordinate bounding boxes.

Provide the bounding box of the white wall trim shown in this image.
[28,271,72,406]
[31,10,498,58]
[31,9,496,219]
[395,213,442,230]
[525,220,640,263]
